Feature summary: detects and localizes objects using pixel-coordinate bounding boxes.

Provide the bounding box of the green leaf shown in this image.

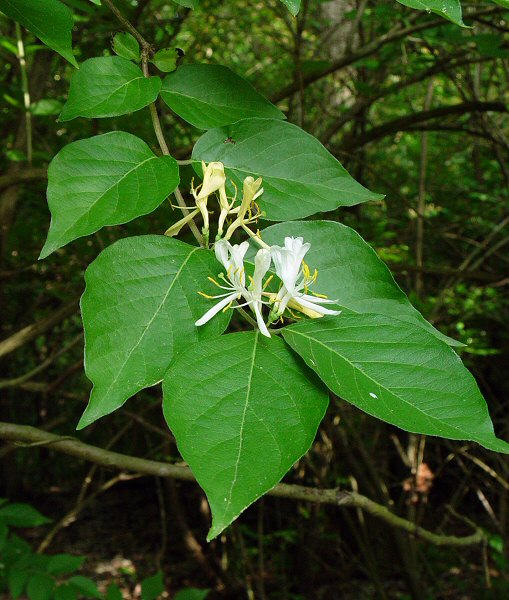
[105,584,123,600]
[395,0,466,26]
[172,0,199,8]
[78,235,230,428]
[31,99,63,116]
[59,57,161,121]
[67,576,101,598]
[47,554,85,575]
[192,118,383,221]
[54,585,78,600]
[280,0,301,16]
[112,32,140,62]
[282,315,509,454]
[161,65,284,130]
[40,132,179,259]
[8,569,29,600]
[27,573,54,600]
[174,590,210,600]
[151,48,179,73]
[0,502,51,527]
[492,0,509,7]
[0,0,77,66]
[141,571,164,600]
[258,220,460,346]
[163,331,328,540]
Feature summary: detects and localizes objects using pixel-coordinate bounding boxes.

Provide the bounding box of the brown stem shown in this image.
[0,421,486,548]
[104,0,203,246]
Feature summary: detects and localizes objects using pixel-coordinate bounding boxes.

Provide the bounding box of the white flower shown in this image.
[269,237,341,319]
[195,240,271,337]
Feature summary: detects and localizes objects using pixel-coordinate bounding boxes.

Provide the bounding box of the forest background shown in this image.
[1,0,509,599]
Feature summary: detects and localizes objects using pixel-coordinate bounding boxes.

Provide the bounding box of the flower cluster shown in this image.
[165,161,263,244]
[196,236,341,337]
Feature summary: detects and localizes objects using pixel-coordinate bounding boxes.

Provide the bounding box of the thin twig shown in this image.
[0,422,486,548]
[15,23,32,165]
[104,0,203,246]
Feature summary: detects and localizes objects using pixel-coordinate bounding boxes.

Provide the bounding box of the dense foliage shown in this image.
[1,1,508,598]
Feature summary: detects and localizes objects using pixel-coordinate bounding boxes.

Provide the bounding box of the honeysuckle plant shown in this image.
[5,0,509,541]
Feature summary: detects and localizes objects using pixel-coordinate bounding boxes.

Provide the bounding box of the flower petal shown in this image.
[195,293,237,326]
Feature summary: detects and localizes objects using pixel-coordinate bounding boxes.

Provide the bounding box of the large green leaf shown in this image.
[0,0,77,66]
[163,331,328,539]
[160,64,284,130]
[395,0,465,26]
[282,315,509,454]
[492,0,509,7]
[59,56,161,121]
[259,220,460,346]
[193,118,383,221]
[40,132,179,259]
[78,236,230,429]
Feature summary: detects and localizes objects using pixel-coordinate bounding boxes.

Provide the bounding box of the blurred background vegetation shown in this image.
[1,0,509,598]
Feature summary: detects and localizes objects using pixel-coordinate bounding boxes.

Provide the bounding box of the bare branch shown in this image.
[0,421,486,548]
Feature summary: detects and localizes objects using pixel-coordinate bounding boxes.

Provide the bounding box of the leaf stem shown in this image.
[103,0,204,247]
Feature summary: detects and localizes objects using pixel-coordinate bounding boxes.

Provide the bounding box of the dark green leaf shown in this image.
[78,235,230,428]
[54,585,78,600]
[172,0,199,8]
[59,57,160,121]
[141,571,164,600]
[395,0,465,26]
[112,32,140,61]
[8,569,29,600]
[40,132,179,259]
[163,332,328,539]
[0,0,77,66]
[258,220,460,346]
[282,315,509,453]
[27,573,54,600]
[0,503,51,527]
[47,554,85,575]
[105,584,123,600]
[193,119,383,220]
[174,590,210,600]
[67,576,101,598]
[161,65,284,130]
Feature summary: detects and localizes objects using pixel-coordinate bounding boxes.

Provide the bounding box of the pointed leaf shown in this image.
[258,220,460,346]
[112,32,140,62]
[395,0,466,27]
[151,48,180,72]
[0,502,51,527]
[282,315,509,454]
[0,0,77,66]
[47,554,85,575]
[59,56,160,121]
[27,574,54,600]
[141,571,164,600]
[280,0,301,16]
[40,132,179,259]
[192,118,383,220]
[79,235,230,428]
[161,64,284,130]
[163,331,328,540]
